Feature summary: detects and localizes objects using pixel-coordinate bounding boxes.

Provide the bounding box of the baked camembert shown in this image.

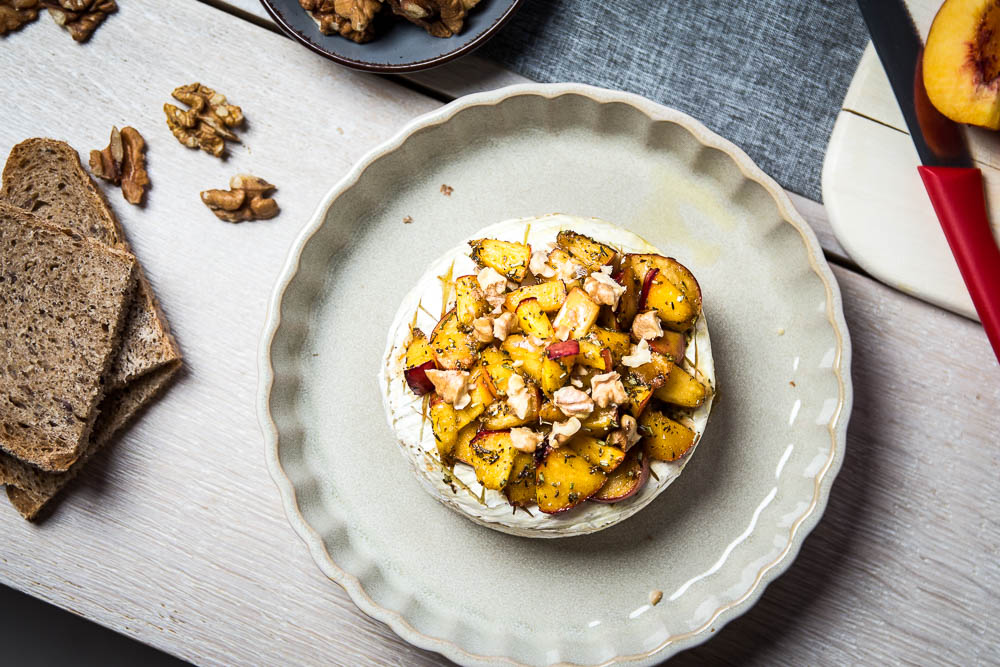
[380,215,715,538]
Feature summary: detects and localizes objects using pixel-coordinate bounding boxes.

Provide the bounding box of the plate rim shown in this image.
[256,82,854,666]
[257,0,525,73]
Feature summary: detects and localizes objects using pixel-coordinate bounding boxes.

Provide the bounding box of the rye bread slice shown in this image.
[0,202,137,472]
[1,138,180,389]
[4,359,181,520]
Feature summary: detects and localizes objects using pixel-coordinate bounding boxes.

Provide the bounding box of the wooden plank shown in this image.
[675,264,1000,666]
[0,2,443,666]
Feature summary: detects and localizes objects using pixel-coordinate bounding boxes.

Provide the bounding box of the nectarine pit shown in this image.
[974,3,1000,86]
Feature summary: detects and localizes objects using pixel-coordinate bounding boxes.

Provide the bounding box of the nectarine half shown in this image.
[924,0,1000,129]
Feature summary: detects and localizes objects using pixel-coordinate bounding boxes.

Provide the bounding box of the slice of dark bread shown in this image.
[4,359,181,520]
[1,138,181,389]
[0,202,137,472]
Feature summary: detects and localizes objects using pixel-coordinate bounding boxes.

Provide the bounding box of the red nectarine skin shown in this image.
[638,268,659,311]
[593,449,650,503]
[546,340,580,359]
[404,360,436,395]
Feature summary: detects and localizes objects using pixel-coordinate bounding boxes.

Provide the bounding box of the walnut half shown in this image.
[201,174,279,223]
[164,83,244,158]
[387,0,479,38]
[0,0,39,35]
[89,126,149,205]
[42,0,116,42]
[299,0,384,43]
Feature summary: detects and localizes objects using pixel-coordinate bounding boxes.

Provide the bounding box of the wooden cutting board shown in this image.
[822,0,1000,321]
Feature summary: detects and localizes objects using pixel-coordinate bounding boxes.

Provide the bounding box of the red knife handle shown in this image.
[918,166,1000,362]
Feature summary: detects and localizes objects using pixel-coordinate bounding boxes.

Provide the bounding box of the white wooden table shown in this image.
[1,2,998,665]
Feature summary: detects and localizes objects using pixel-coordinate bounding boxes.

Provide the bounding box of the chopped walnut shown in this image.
[505,373,535,420]
[492,311,515,341]
[472,315,494,343]
[584,270,626,309]
[164,83,244,158]
[510,427,544,454]
[631,310,664,341]
[44,0,115,42]
[622,339,653,368]
[619,414,642,450]
[201,174,279,223]
[440,183,454,196]
[387,0,478,37]
[476,266,507,308]
[529,243,556,278]
[425,369,471,409]
[299,0,383,42]
[548,417,581,448]
[590,371,626,408]
[552,385,594,418]
[89,126,149,205]
[649,590,663,606]
[0,0,39,34]
[403,215,414,224]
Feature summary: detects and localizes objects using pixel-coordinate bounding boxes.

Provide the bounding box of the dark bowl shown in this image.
[259,0,523,73]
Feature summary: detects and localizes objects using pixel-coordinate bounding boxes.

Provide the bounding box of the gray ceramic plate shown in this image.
[259,0,523,72]
[258,84,852,666]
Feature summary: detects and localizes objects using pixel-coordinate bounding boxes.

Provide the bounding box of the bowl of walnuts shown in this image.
[259,0,524,72]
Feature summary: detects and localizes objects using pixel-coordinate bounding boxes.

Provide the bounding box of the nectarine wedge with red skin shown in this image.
[648,330,687,363]
[638,267,658,311]
[593,447,650,503]
[404,360,436,395]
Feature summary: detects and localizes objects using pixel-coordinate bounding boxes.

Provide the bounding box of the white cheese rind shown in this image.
[379,214,715,538]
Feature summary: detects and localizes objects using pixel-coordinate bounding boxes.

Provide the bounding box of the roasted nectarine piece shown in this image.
[467,430,518,490]
[429,396,459,458]
[654,365,707,408]
[567,434,626,473]
[622,372,654,417]
[586,327,632,365]
[505,280,568,312]
[454,274,488,325]
[469,238,531,282]
[593,447,650,503]
[451,422,479,465]
[404,328,437,395]
[641,410,697,462]
[535,447,607,514]
[505,452,537,507]
[430,309,479,371]
[648,330,687,362]
[556,230,617,271]
[515,297,555,339]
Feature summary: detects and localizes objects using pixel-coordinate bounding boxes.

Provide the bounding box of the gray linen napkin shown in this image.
[480,0,869,201]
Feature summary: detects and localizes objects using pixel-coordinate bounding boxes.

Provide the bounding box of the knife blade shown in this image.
[856,0,1000,362]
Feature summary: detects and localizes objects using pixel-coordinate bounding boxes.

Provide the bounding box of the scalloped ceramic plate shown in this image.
[258,84,852,666]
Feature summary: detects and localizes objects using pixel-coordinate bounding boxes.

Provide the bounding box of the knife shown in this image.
[856,0,1000,362]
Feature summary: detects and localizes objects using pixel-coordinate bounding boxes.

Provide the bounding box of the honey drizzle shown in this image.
[438,259,456,316]
[421,451,484,505]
